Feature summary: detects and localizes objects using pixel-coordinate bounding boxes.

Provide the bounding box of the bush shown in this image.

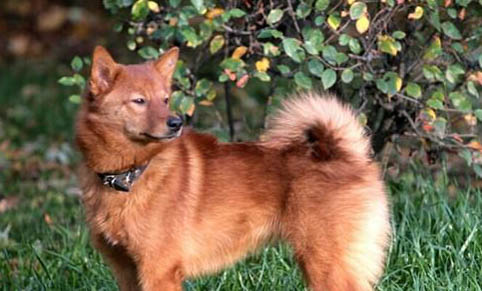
[61,0,482,175]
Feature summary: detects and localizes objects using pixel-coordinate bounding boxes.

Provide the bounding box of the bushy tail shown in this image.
[262,92,371,162]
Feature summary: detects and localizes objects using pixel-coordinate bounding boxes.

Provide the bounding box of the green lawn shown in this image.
[0,63,481,290]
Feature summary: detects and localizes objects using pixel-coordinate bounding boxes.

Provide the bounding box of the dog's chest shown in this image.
[83,189,134,246]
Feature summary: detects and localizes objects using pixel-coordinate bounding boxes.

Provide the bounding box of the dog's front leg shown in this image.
[138,254,184,291]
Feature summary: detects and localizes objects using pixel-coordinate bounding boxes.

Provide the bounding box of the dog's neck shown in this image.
[76,113,167,173]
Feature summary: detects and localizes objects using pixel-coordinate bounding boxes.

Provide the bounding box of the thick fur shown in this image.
[77,47,391,291]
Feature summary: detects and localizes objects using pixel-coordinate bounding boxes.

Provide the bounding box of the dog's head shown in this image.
[86,46,182,142]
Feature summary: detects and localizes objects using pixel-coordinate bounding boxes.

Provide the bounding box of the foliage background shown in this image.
[69,0,482,179]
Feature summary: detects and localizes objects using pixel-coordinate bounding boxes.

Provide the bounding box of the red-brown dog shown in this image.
[76,46,391,291]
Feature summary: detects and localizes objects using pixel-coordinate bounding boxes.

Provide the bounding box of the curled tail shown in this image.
[262,92,371,162]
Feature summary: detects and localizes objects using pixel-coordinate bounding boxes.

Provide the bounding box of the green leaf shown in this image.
[376,79,388,94]
[254,72,271,82]
[363,72,373,81]
[169,0,181,8]
[296,2,312,19]
[131,0,149,21]
[220,58,244,71]
[335,52,348,65]
[277,65,291,75]
[474,109,482,121]
[138,46,159,59]
[341,69,354,83]
[127,40,136,50]
[180,26,201,47]
[315,0,330,11]
[405,82,422,98]
[191,0,206,14]
[321,69,336,89]
[267,9,284,25]
[69,94,82,104]
[321,45,337,65]
[427,98,444,109]
[71,56,83,72]
[423,37,442,60]
[294,72,312,89]
[258,29,283,39]
[339,34,351,46]
[433,117,447,139]
[467,81,479,98]
[282,38,306,63]
[227,8,246,18]
[314,16,325,26]
[447,8,457,19]
[441,21,462,40]
[392,31,406,39]
[349,2,367,20]
[303,29,324,55]
[445,64,465,84]
[449,92,472,111]
[58,76,75,86]
[308,59,324,78]
[478,55,482,68]
[349,39,362,54]
[209,35,224,54]
[458,149,472,166]
[378,35,398,56]
[194,79,212,98]
[179,96,194,115]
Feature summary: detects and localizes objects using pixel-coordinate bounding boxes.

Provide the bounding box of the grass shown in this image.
[1,62,481,290]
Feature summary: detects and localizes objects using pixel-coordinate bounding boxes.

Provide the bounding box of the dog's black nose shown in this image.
[167,116,183,131]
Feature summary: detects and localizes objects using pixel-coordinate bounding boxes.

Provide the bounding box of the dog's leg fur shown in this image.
[137,249,184,291]
[92,234,140,291]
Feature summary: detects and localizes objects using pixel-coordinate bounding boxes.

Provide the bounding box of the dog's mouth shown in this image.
[141,127,183,141]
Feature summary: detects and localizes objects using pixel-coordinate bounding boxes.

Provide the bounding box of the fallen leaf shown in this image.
[199,100,213,106]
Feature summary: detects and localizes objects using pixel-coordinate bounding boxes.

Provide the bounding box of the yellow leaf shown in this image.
[408,6,424,20]
[232,46,248,59]
[186,103,196,116]
[327,15,340,30]
[395,77,403,92]
[348,0,356,4]
[356,14,370,34]
[206,8,224,19]
[255,57,270,73]
[147,1,160,13]
[426,108,437,120]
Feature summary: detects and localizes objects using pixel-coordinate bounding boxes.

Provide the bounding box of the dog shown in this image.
[75,46,391,291]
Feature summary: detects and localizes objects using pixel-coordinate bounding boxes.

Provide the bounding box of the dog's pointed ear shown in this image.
[89,46,119,96]
[153,47,179,85]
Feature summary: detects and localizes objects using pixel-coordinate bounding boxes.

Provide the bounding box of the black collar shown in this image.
[97,164,148,192]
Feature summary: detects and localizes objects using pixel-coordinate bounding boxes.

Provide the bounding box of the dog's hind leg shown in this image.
[284,178,390,291]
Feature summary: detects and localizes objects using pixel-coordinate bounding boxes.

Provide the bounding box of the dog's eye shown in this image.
[132,98,146,104]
